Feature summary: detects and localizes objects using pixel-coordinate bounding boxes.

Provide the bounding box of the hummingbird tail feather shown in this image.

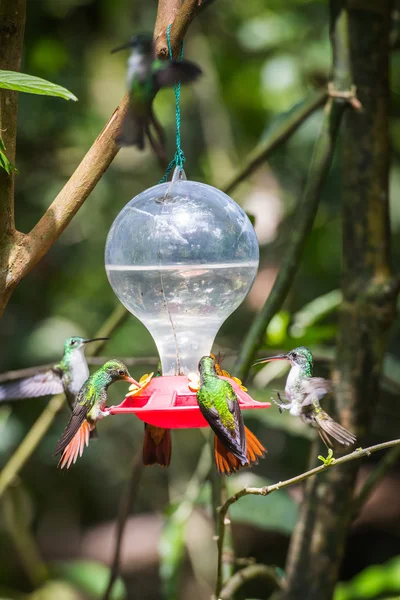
[214,427,266,476]
[316,412,356,448]
[117,108,145,149]
[142,425,171,467]
[58,420,92,469]
[214,435,242,476]
[244,426,267,464]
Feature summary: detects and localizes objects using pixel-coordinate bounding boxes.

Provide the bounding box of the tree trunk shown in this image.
[282,2,398,599]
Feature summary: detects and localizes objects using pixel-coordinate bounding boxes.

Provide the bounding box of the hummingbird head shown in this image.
[102,359,137,384]
[198,355,217,379]
[63,336,109,357]
[252,346,313,374]
[111,32,153,55]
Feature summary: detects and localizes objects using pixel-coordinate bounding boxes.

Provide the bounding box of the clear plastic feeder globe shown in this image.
[105,169,259,376]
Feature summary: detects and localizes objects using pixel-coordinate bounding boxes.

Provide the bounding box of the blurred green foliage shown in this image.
[0,0,399,598]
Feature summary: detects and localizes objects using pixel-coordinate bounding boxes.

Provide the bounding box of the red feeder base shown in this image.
[109,375,270,429]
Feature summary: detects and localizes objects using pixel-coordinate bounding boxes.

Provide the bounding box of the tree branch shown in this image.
[234,94,346,381]
[7,94,130,295]
[0,0,25,238]
[214,438,400,599]
[283,3,397,598]
[103,447,143,600]
[155,0,202,59]
[219,563,282,600]
[222,90,327,195]
[0,304,128,500]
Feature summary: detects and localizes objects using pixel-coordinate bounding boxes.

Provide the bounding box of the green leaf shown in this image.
[227,474,299,535]
[50,560,126,600]
[334,555,400,600]
[0,70,77,101]
[28,580,80,600]
[0,137,17,175]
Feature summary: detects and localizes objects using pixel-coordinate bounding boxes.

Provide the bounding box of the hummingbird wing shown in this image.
[300,377,332,405]
[0,367,64,401]
[153,59,202,90]
[198,382,247,463]
[300,379,356,447]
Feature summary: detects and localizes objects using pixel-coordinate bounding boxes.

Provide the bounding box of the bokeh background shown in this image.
[1,0,400,598]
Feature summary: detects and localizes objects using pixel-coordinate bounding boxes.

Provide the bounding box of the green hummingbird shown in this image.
[197,355,266,475]
[253,346,356,448]
[0,336,109,410]
[112,32,202,151]
[55,359,137,469]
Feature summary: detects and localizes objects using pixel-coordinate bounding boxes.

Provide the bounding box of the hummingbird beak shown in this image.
[124,375,140,386]
[111,41,133,54]
[252,354,288,367]
[83,337,109,344]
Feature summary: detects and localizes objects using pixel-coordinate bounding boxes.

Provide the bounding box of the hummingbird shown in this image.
[55,359,137,469]
[197,355,266,475]
[112,32,202,152]
[0,336,109,410]
[142,362,171,467]
[252,346,356,448]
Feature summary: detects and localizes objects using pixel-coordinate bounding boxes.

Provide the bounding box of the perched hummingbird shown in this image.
[252,346,356,448]
[112,32,202,151]
[197,355,266,475]
[142,362,171,467]
[55,359,137,469]
[0,336,109,410]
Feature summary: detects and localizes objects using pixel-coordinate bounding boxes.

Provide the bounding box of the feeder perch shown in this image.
[105,167,270,426]
[109,375,270,429]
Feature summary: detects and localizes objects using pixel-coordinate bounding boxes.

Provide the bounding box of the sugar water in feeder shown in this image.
[105,168,269,427]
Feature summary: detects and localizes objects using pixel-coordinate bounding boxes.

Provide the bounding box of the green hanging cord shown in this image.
[158,24,186,183]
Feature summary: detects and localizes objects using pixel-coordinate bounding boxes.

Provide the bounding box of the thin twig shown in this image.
[222,90,327,195]
[353,444,400,517]
[103,448,143,600]
[219,563,282,600]
[0,304,128,500]
[234,95,346,381]
[214,438,400,598]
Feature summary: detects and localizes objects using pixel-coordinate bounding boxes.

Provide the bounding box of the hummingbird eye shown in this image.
[118,369,125,376]
[70,340,76,346]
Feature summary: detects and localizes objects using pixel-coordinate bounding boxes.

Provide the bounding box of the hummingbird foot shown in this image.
[271,392,291,414]
[317,448,335,466]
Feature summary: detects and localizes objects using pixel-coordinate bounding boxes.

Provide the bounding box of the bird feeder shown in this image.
[105,167,270,428]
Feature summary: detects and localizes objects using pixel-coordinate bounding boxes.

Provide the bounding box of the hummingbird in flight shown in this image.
[142,361,171,468]
[112,32,202,154]
[0,336,109,410]
[253,346,356,448]
[55,359,137,469]
[197,355,266,475]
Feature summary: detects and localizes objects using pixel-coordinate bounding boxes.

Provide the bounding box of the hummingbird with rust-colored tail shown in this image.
[142,361,171,467]
[55,359,138,469]
[197,355,266,475]
[0,336,108,410]
[253,346,356,448]
[112,32,201,152]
